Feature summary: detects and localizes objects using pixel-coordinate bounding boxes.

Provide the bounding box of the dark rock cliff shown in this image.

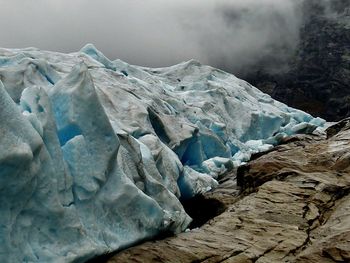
[245,0,350,121]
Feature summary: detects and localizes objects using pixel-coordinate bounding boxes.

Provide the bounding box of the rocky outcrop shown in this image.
[245,0,350,121]
[104,120,350,262]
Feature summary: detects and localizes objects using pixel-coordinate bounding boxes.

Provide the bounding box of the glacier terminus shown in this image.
[0,44,325,263]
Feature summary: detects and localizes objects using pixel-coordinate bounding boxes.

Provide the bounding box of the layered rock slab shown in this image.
[108,121,350,262]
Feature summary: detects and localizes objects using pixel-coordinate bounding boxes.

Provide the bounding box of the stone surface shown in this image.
[105,120,350,262]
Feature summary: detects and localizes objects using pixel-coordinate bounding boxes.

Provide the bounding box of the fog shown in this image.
[0,0,306,75]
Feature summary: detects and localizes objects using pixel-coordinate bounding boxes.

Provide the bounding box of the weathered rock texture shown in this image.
[245,0,350,121]
[104,120,350,263]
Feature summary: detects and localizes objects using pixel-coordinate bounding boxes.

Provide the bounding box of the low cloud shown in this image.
[0,0,305,75]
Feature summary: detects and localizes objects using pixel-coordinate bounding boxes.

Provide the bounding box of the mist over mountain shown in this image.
[245,0,350,121]
[189,0,304,75]
[2,0,345,83]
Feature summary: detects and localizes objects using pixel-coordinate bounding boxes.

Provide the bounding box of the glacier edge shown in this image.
[0,44,325,262]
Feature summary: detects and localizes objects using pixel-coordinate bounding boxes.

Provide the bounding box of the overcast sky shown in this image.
[0,0,305,75]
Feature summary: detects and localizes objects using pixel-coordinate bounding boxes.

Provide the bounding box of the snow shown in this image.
[0,44,325,262]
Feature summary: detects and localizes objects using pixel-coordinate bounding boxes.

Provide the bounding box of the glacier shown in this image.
[0,44,325,263]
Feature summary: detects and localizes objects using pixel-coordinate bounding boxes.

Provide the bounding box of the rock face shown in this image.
[107,120,350,262]
[245,0,350,121]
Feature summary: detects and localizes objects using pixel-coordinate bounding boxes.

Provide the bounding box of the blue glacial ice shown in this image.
[0,44,325,262]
